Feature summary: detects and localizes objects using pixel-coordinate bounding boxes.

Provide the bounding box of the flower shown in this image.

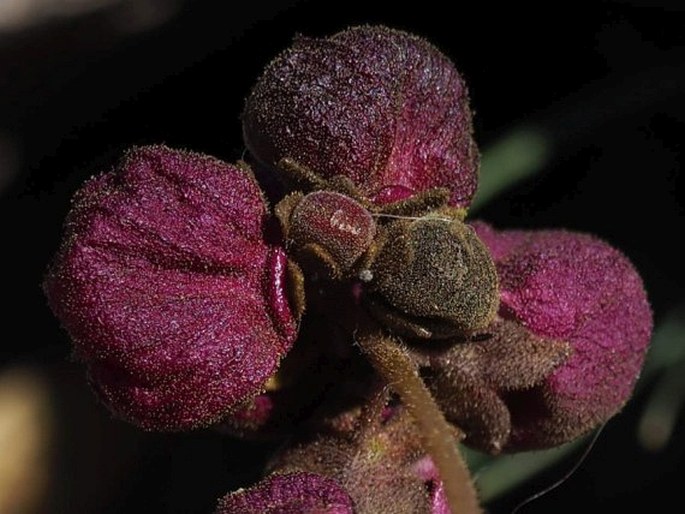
[472,222,653,450]
[43,146,298,430]
[44,24,653,514]
[216,472,354,514]
[425,223,652,452]
[217,407,449,514]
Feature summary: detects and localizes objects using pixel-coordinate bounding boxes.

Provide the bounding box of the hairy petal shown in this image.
[472,222,652,449]
[216,472,353,514]
[44,145,297,431]
[243,25,478,208]
[370,217,498,338]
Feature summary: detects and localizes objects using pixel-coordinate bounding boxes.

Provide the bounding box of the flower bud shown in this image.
[285,191,376,275]
[243,25,478,208]
[219,409,449,514]
[368,217,499,338]
[44,145,298,431]
[216,472,354,514]
[472,222,652,450]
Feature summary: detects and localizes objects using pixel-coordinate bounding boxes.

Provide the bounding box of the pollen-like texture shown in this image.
[44,145,297,431]
[243,25,478,208]
[215,472,354,514]
[371,218,499,336]
[472,222,652,449]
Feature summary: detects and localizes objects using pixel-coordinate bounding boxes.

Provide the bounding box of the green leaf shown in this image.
[471,127,551,211]
[471,438,588,503]
[637,304,685,451]
[640,305,685,379]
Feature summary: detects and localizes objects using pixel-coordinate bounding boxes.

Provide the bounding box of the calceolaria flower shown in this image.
[44,147,299,431]
[44,25,652,513]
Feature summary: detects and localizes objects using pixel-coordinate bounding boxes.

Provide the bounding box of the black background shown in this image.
[1,0,683,512]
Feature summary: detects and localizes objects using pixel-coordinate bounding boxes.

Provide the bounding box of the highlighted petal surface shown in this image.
[44,145,297,430]
[243,25,478,208]
[216,472,353,514]
[473,222,652,449]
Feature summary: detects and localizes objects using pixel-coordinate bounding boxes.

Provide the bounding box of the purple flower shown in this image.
[44,146,298,430]
[216,472,353,514]
[243,25,478,208]
[218,407,451,514]
[44,24,654,514]
[472,222,653,450]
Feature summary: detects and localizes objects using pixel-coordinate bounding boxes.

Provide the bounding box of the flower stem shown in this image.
[356,326,481,514]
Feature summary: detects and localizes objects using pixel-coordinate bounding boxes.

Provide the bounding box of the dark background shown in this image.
[1,0,683,512]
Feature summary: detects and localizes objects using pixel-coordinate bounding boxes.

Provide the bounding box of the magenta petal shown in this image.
[413,457,451,514]
[44,145,297,431]
[472,222,652,449]
[243,25,478,208]
[216,472,354,514]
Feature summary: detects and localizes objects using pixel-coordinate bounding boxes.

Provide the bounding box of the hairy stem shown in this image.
[357,327,481,514]
[356,379,390,436]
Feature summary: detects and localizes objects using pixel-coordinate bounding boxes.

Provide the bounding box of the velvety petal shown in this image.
[472,222,652,449]
[215,472,353,514]
[44,145,297,431]
[243,25,478,208]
